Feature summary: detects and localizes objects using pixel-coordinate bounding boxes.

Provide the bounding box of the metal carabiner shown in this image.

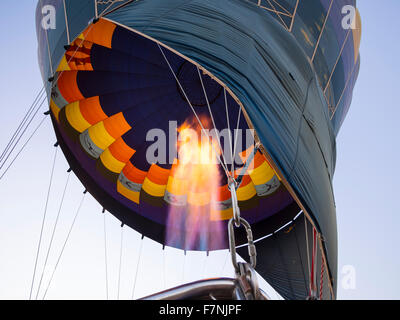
[228,217,257,273]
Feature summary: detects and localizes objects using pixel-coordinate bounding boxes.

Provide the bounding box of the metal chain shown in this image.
[226,178,262,300]
[227,181,257,268]
[228,217,256,272]
[228,218,260,300]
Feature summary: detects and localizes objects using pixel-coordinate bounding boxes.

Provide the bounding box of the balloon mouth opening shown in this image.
[48,18,298,252]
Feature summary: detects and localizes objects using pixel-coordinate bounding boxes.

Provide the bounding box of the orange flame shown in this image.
[166,116,225,250]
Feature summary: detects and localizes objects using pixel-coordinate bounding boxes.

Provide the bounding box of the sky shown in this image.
[0,0,399,300]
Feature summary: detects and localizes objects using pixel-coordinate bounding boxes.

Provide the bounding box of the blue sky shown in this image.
[0,0,399,300]
[333,0,400,299]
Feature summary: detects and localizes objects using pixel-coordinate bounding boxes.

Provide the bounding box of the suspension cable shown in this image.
[51,23,96,87]
[1,19,95,182]
[162,245,166,289]
[131,235,144,300]
[29,145,58,300]
[35,17,99,301]
[224,89,234,174]
[314,230,318,294]
[0,116,48,181]
[0,95,47,173]
[35,170,71,299]
[39,0,54,75]
[41,191,86,299]
[103,210,109,300]
[62,0,71,44]
[304,214,311,293]
[182,251,186,283]
[319,254,325,300]
[157,43,232,181]
[309,226,317,298]
[235,143,259,189]
[201,252,208,279]
[98,0,121,18]
[196,66,230,173]
[117,225,124,300]
[2,14,99,300]
[231,106,242,175]
[94,0,99,19]
[0,87,45,164]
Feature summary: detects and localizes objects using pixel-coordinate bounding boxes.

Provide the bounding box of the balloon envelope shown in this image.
[36,0,361,300]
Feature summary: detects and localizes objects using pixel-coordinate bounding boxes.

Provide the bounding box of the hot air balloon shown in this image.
[35,0,361,300]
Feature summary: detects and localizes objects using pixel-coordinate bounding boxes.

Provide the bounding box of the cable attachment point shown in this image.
[235,143,260,189]
[235,262,261,300]
[229,181,240,227]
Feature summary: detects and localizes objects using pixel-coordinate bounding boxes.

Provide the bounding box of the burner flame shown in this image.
[166,116,226,250]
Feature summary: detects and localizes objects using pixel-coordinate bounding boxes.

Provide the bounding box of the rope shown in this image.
[196,66,230,174]
[224,89,234,174]
[201,252,208,279]
[62,0,70,44]
[304,214,311,294]
[103,211,109,300]
[51,23,95,87]
[39,0,54,75]
[97,0,124,3]
[2,16,95,181]
[314,231,318,293]
[182,251,186,283]
[162,246,166,289]
[9,15,96,300]
[0,95,47,173]
[231,106,242,175]
[29,146,58,300]
[42,192,86,299]
[131,236,144,299]
[309,227,317,297]
[98,0,125,17]
[0,116,47,181]
[235,143,258,189]
[35,171,71,299]
[157,43,231,181]
[0,88,45,164]
[95,0,98,18]
[117,226,124,300]
[101,0,137,17]
[319,254,325,300]
[0,17,93,176]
